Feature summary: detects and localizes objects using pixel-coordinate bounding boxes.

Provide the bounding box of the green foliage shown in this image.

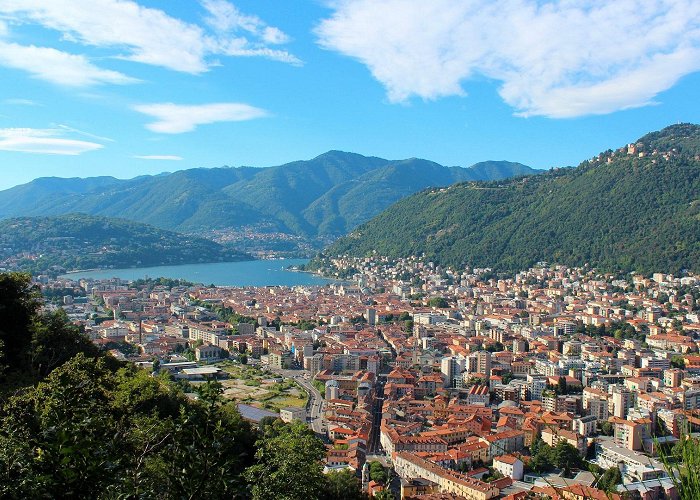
[552,440,583,472]
[595,466,622,492]
[373,488,395,500]
[0,214,249,274]
[485,341,504,353]
[245,420,326,500]
[324,124,700,274]
[322,469,365,500]
[427,297,449,308]
[672,355,686,369]
[0,272,40,376]
[29,309,99,378]
[600,421,614,436]
[313,378,326,397]
[529,438,554,473]
[369,460,388,484]
[557,376,568,395]
[658,436,700,500]
[528,438,583,474]
[132,277,197,288]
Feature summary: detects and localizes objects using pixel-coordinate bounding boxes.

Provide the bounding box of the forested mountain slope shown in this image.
[0,214,250,274]
[322,124,700,274]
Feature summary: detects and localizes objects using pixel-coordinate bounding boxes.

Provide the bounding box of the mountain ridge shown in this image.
[318,124,700,274]
[0,152,537,240]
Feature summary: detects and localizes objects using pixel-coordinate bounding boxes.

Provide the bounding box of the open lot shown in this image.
[215,360,308,413]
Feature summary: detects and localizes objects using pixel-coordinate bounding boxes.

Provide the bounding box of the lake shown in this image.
[60,259,332,287]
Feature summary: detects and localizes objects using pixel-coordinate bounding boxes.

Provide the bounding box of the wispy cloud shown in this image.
[0,41,137,87]
[3,98,40,106]
[56,124,114,142]
[134,155,183,161]
[316,0,700,118]
[0,0,299,84]
[134,102,268,134]
[0,127,103,155]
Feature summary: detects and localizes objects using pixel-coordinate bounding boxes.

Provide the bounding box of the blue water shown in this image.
[60,259,331,287]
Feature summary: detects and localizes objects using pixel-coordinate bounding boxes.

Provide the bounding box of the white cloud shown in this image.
[0,127,103,155]
[316,0,700,118]
[0,0,299,77]
[201,0,300,64]
[133,102,268,134]
[0,41,137,86]
[134,155,183,161]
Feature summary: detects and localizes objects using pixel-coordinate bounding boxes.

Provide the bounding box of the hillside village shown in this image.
[39,258,700,499]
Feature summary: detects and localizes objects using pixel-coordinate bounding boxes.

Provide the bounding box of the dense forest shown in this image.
[0,214,250,274]
[0,273,364,499]
[321,124,700,274]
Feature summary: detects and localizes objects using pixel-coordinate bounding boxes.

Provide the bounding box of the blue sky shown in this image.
[0,0,699,190]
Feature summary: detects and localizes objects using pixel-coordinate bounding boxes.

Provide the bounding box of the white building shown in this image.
[493,455,524,480]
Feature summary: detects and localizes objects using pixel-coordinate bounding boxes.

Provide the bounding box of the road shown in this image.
[367,377,385,454]
[266,366,326,435]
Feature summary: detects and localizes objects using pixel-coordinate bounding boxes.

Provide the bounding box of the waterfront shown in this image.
[60,259,332,287]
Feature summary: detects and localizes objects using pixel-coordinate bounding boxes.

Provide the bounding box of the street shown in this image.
[266,366,326,435]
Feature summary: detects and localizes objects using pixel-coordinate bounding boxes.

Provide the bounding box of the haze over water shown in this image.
[60,259,332,287]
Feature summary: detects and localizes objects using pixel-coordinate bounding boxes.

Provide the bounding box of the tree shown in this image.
[0,272,40,375]
[557,376,568,395]
[369,461,387,484]
[552,441,583,472]
[374,489,394,500]
[528,439,554,473]
[427,297,449,308]
[245,420,326,500]
[485,341,504,353]
[599,421,614,436]
[29,309,98,378]
[240,354,248,365]
[322,469,365,500]
[671,356,686,369]
[596,466,622,492]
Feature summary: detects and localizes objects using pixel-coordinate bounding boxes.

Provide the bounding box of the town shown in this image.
[39,257,700,500]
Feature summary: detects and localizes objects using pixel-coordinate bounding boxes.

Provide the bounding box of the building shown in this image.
[610,386,635,418]
[195,344,224,362]
[541,427,586,457]
[280,407,306,423]
[477,351,492,379]
[366,308,377,326]
[268,349,294,369]
[493,454,524,480]
[573,415,597,437]
[596,441,668,483]
[393,452,499,500]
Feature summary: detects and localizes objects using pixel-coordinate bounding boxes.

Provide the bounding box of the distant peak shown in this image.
[313,150,368,160]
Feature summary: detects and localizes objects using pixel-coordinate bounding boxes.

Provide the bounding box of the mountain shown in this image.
[0,153,536,241]
[0,214,250,274]
[320,124,700,274]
